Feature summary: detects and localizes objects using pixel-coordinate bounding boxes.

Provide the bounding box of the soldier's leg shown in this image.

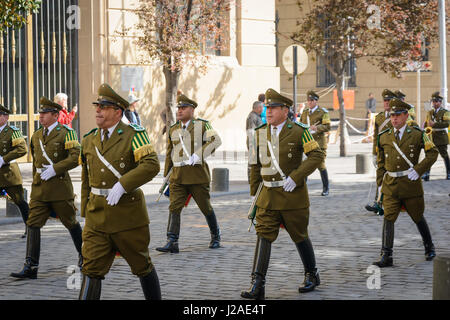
[156,183,188,253]
[437,145,450,179]
[10,199,51,279]
[79,225,116,300]
[51,200,83,267]
[282,208,320,292]
[5,185,29,238]
[403,197,435,261]
[189,184,220,249]
[373,195,399,267]
[112,225,161,300]
[241,207,280,300]
[318,150,329,196]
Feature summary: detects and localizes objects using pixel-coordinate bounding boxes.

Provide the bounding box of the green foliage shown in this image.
[0,0,41,32]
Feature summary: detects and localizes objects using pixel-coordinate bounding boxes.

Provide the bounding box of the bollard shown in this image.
[433,254,450,300]
[211,168,229,192]
[6,188,28,217]
[356,154,370,174]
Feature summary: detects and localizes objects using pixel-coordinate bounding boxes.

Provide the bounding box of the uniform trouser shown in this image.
[169,183,214,216]
[318,149,327,171]
[27,199,78,229]
[436,144,448,159]
[255,207,309,243]
[3,185,28,222]
[383,194,424,224]
[81,224,154,279]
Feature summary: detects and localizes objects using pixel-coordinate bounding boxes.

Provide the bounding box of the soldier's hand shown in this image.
[372,155,377,168]
[0,156,4,168]
[407,168,419,181]
[106,182,126,206]
[283,177,296,192]
[188,153,200,166]
[40,164,56,181]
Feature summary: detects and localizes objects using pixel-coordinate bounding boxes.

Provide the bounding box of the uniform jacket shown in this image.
[164,118,222,185]
[250,119,324,210]
[376,126,438,199]
[80,121,160,233]
[299,106,330,149]
[0,125,27,187]
[30,123,80,201]
[425,108,450,146]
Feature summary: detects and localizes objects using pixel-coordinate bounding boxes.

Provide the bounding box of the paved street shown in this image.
[0,143,449,300]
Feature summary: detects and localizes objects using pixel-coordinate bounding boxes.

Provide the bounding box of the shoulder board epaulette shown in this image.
[9,125,20,131]
[169,121,179,129]
[83,128,98,138]
[378,128,390,136]
[63,124,74,131]
[411,125,423,132]
[129,123,145,131]
[294,121,309,129]
[321,107,329,113]
[255,123,267,130]
[196,118,209,122]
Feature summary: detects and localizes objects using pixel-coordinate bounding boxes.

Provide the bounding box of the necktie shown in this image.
[395,130,400,141]
[272,126,278,142]
[102,130,109,147]
[43,128,49,141]
[182,125,186,130]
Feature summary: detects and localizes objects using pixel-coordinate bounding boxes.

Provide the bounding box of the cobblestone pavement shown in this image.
[0,144,449,300]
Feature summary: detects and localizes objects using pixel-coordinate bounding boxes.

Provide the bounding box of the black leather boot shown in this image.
[319,169,329,196]
[156,212,180,253]
[79,275,102,300]
[205,211,221,249]
[69,223,83,269]
[444,156,450,180]
[241,237,271,300]
[373,219,394,267]
[296,238,320,293]
[139,268,162,300]
[17,201,29,238]
[10,226,40,279]
[416,217,436,261]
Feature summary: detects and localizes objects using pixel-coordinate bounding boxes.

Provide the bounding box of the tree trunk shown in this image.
[336,74,347,157]
[163,66,180,130]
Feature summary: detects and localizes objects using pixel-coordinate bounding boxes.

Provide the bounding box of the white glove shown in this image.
[407,168,419,181]
[372,155,377,168]
[40,164,56,181]
[0,156,4,168]
[106,182,126,206]
[283,176,296,192]
[188,153,200,166]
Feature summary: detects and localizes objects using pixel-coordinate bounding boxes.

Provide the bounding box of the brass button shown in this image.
[101,168,105,173]
[102,181,106,186]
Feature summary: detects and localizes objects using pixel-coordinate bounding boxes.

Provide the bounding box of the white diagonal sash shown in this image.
[39,139,54,165]
[392,141,414,168]
[267,140,286,180]
[178,132,191,158]
[95,146,122,179]
[379,117,391,132]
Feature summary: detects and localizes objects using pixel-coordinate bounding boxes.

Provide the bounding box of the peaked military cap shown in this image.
[382,89,396,100]
[389,98,411,115]
[0,104,11,115]
[93,83,129,110]
[431,91,443,101]
[306,90,320,101]
[265,88,292,107]
[177,94,198,108]
[394,90,406,100]
[39,96,63,113]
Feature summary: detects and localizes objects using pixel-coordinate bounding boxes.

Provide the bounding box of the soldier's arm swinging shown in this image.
[52,130,81,176]
[413,132,439,176]
[2,129,27,163]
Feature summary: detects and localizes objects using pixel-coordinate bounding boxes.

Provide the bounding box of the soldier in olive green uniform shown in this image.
[422,92,450,181]
[395,90,417,122]
[0,104,29,238]
[299,90,331,196]
[78,84,161,300]
[241,89,325,300]
[373,98,438,268]
[156,94,222,253]
[10,97,82,280]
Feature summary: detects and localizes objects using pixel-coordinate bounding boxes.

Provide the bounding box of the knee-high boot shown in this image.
[10,226,40,279]
[79,274,102,300]
[416,217,436,261]
[156,212,180,253]
[296,238,320,293]
[373,219,394,267]
[205,211,221,249]
[139,268,162,300]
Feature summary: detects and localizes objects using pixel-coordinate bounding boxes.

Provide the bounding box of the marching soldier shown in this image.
[10,97,83,279]
[156,94,222,253]
[421,92,450,181]
[78,84,161,300]
[373,98,438,268]
[365,89,396,214]
[299,90,331,196]
[0,104,29,238]
[241,89,325,300]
